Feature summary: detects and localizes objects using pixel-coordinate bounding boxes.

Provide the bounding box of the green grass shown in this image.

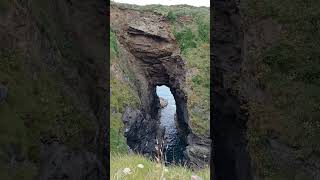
[174,27,197,53]
[110,71,140,154]
[110,113,127,153]
[184,44,210,137]
[167,5,210,137]
[110,29,119,58]
[110,30,141,153]
[196,16,210,43]
[110,153,210,180]
[167,11,177,23]
[111,78,140,113]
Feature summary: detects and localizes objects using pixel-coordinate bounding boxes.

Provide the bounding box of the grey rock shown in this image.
[122,106,159,156]
[159,97,168,108]
[184,134,211,169]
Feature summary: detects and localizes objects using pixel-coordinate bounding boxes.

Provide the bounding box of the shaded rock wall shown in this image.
[213,0,320,179]
[0,0,107,179]
[212,0,253,179]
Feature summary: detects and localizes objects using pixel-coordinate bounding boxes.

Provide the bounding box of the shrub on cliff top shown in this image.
[174,27,197,53]
[167,11,177,23]
[110,29,119,58]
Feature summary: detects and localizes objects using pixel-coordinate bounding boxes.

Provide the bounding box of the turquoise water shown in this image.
[156,85,186,164]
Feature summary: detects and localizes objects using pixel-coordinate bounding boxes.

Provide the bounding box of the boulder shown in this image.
[184,133,211,169]
[122,106,160,156]
[159,97,168,108]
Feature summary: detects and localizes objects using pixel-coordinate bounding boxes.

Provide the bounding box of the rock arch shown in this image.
[111,5,210,168]
[111,5,191,156]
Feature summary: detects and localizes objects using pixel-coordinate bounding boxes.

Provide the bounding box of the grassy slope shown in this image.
[110,29,140,153]
[170,7,210,137]
[111,153,210,180]
[242,0,320,179]
[110,3,210,178]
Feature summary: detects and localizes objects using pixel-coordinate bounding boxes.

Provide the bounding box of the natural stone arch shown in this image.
[111,5,210,168]
[110,5,190,151]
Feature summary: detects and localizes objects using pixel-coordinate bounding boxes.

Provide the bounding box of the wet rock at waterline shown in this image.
[122,107,160,156]
[159,97,168,108]
[184,134,211,169]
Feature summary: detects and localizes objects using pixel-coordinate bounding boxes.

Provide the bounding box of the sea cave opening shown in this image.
[156,85,187,165]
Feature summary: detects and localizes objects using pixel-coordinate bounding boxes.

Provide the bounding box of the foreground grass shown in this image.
[111,153,210,180]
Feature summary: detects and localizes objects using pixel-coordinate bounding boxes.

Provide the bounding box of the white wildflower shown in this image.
[137,164,144,169]
[123,168,132,175]
[191,175,202,180]
[164,167,169,172]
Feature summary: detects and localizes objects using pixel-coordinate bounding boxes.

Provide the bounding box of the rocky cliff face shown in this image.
[111,5,210,168]
[212,1,253,179]
[213,0,320,179]
[0,1,107,179]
